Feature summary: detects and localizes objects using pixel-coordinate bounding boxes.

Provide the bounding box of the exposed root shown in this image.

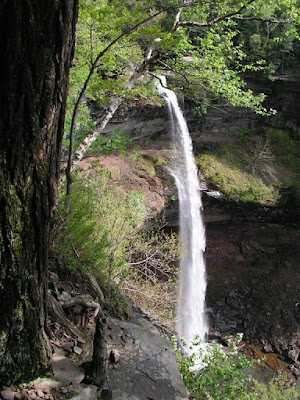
[47,293,94,365]
[60,294,101,319]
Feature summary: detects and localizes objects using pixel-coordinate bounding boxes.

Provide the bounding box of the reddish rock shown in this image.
[0,390,16,400]
[35,390,44,398]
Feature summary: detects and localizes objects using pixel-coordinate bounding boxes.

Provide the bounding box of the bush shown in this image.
[174,335,300,400]
[252,373,299,400]
[174,334,256,400]
[55,169,146,282]
[124,225,179,333]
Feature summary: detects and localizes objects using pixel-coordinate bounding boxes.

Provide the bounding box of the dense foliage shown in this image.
[56,166,179,322]
[65,0,300,163]
[56,170,146,281]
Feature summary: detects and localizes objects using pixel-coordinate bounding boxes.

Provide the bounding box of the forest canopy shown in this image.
[65,0,300,172]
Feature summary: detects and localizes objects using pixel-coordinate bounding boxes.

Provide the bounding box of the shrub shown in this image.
[174,334,256,400]
[174,335,300,400]
[55,169,146,282]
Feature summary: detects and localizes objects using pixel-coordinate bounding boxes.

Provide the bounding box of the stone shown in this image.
[109,349,120,363]
[20,389,29,399]
[61,341,74,352]
[263,344,273,353]
[51,352,85,385]
[288,348,299,362]
[0,390,16,400]
[73,345,83,355]
[106,315,189,400]
[77,385,98,400]
[33,379,61,392]
[28,391,37,399]
[77,336,86,344]
[290,338,298,346]
[36,390,44,398]
[226,321,237,329]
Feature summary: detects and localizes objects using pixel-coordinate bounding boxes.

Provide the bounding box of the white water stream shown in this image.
[157,77,208,350]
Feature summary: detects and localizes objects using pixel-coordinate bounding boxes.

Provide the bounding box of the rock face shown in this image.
[165,191,300,351]
[186,78,300,147]
[205,220,300,343]
[105,308,189,400]
[92,78,300,144]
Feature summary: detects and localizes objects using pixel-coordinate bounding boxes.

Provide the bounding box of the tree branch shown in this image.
[73,49,160,162]
[178,0,257,28]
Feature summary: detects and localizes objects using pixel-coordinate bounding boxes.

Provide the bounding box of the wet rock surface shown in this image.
[105,308,188,400]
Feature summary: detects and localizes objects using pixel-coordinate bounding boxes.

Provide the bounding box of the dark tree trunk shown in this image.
[0,0,78,384]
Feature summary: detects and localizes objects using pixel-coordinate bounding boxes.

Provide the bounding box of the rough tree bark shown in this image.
[0,0,78,384]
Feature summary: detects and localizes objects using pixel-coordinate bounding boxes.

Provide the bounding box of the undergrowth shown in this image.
[174,335,300,400]
[55,168,179,322]
[197,152,279,205]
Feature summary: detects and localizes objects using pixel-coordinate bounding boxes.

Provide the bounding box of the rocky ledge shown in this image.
[105,306,188,400]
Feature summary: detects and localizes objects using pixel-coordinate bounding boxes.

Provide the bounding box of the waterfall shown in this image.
[157,76,208,350]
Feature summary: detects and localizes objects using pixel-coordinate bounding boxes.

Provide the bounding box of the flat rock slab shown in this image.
[51,352,85,385]
[106,314,189,400]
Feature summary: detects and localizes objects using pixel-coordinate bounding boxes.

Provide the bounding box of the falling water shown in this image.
[157,76,208,350]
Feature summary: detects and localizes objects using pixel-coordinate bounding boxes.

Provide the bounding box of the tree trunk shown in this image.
[0,0,78,384]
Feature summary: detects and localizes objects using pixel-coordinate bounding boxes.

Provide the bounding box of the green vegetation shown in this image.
[265,127,300,173]
[174,335,300,400]
[196,125,300,205]
[136,157,157,179]
[57,0,300,393]
[251,374,300,400]
[197,149,279,205]
[88,128,132,156]
[55,168,179,322]
[56,170,146,282]
[236,4,300,77]
[65,0,300,173]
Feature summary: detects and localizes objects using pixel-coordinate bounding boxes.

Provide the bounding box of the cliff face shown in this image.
[95,78,300,144]
[204,198,300,347]
[187,78,300,146]
[90,78,300,365]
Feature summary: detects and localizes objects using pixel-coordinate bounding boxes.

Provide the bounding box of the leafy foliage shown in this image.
[251,373,300,400]
[56,170,146,282]
[65,0,300,164]
[88,128,132,156]
[174,334,256,400]
[235,3,300,76]
[174,335,300,400]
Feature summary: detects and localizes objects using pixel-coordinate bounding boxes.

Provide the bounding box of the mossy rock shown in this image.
[145,152,167,167]
[197,152,279,205]
[136,157,156,179]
